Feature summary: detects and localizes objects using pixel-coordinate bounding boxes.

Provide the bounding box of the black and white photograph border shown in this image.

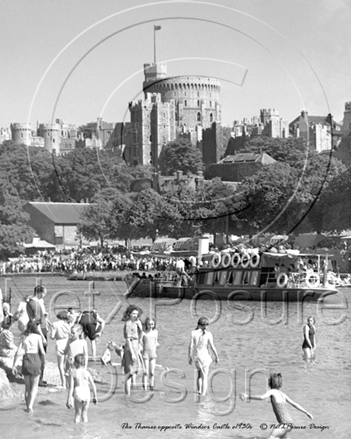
[0,0,350,439]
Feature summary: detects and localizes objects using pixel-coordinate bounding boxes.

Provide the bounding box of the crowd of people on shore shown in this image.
[2,236,351,277]
[0,248,195,275]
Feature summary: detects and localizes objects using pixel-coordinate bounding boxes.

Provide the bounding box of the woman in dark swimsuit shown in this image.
[302,316,316,370]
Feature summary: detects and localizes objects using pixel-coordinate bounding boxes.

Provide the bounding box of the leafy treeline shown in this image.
[0,141,151,257]
[1,135,351,257]
[237,136,347,235]
[78,178,246,245]
[0,141,152,202]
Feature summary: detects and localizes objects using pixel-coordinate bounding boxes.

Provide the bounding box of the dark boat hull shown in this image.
[128,280,340,302]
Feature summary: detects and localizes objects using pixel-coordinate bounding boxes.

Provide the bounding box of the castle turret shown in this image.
[37,122,61,153]
[142,62,221,131]
[10,123,32,146]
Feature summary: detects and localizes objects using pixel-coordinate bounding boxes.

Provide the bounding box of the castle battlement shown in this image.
[10,123,31,130]
[38,123,61,131]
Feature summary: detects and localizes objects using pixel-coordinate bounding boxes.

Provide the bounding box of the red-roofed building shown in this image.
[23,202,90,249]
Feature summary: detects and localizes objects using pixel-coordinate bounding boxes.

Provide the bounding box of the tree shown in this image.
[0,175,34,259]
[244,137,308,167]
[47,148,127,202]
[123,189,180,240]
[158,139,204,176]
[315,166,351,232]
[237,153,346,235]
[77,188,130,246]
[0,141,55,201]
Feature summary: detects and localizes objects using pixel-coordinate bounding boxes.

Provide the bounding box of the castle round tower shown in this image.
[143,63,221,130]
[10,123,32,146]
[37,122,61,153]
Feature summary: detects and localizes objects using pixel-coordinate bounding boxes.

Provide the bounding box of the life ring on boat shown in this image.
[221,253,231,268]
[241,253,250,268]
[277,272,288,288]
[231,253,241,268]
[212,253,221,269]
[306,273,320,288]
[250,253,260,268]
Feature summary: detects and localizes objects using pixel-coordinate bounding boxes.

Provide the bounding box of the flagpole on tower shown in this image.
[154,26,156,63]
[154,25,161,64]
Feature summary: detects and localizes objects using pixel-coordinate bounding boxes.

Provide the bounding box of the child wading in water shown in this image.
[142,317,159,391]
[66,354,97,423]
[50,311,71,388]
[64,324,88,382]
[188,316,219,396]
[241,372,313,439]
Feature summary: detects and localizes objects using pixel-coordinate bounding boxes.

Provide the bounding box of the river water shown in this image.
[1,276,350,439]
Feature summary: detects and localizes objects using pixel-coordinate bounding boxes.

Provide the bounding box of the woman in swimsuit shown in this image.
[241,372,313,439]
[188,316,219,396]
[122,305,144,396]
[12,320,46,413]
[142,317,159,391]
[302,316,316,370]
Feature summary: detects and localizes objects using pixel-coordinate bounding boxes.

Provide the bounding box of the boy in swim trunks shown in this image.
[66,354,97,423]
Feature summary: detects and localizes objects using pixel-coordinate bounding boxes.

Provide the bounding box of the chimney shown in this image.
[195,171,204,190]
[176,170,183,183]
[152,172,160,192]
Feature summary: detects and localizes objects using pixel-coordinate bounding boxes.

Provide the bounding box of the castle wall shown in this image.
[342,101,351,136]
[126,93,176,167]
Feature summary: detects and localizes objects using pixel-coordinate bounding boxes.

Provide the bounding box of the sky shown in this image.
[1,0,351,130]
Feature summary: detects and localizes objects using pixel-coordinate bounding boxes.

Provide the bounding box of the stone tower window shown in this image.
[197,112,201,122]
[210,101,212,107]
[184,100,187,106]
[197,100,200,107]
[210,113,213,122]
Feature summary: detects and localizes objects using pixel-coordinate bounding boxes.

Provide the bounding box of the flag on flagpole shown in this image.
[154,25,162,31]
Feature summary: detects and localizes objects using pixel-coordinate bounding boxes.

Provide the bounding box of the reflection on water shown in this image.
[1,277,350,439]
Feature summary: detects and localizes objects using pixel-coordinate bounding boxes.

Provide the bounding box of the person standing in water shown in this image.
[302,316,316,370]
[66,354,97,423]
[188,316,219,396]
[122,305,144,396]
[142,317,159,391]
[12,320,46,413]
[241,372,313,439]
[50,311,72,388]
